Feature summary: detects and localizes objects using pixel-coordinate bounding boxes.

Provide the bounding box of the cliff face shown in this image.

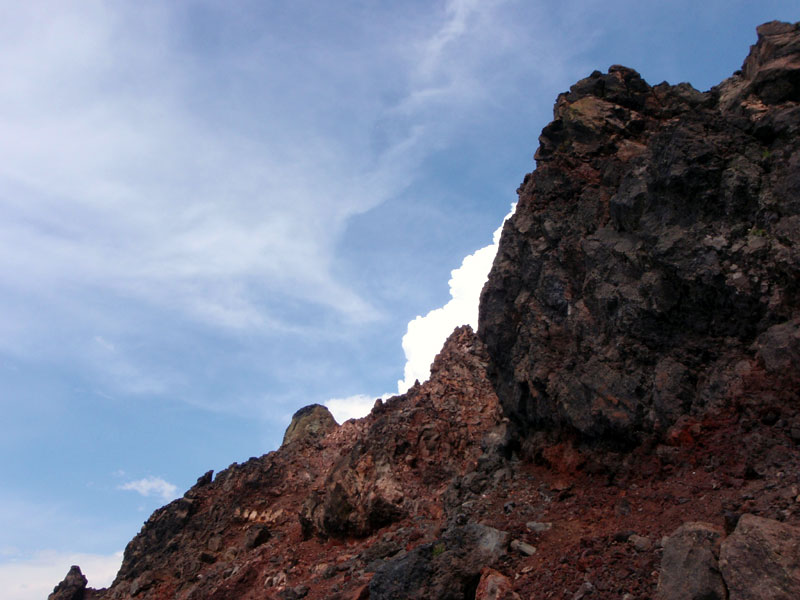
[479,20,800,448]
[52,22,800,600]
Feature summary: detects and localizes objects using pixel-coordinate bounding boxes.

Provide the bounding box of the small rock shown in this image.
[629,534,652,552]
[510,539,537,556]
[265,571,288,588]
[572,580,595,599]
[615,499,632,516]
[475,567,521,600]
[244,524,271,549]
[526,521,552,533]
[207,534,222,552]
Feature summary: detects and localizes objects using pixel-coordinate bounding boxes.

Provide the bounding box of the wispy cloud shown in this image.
[0,2,584,402]
[118,477,178,502]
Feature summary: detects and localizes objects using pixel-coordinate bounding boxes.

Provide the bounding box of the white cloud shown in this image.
[0,550,122,600]
[118,477,178,502]
[325,393,392,423]
[397,204,515,393]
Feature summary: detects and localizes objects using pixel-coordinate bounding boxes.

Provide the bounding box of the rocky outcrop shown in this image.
[479,20,800,449]
[282,404,338,447]
[53,21,800,600]
[49,566,89,600]
[300,326,503,539]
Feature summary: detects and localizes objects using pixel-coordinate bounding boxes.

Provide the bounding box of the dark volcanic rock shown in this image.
[49,566,88,600]
[479,20,800,447]
[369,523,509,600]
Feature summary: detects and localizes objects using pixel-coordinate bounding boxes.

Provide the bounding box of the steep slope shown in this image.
[51,21,800,600]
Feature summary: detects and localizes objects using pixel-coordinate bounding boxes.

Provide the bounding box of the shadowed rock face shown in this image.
[49,565,88,600]
[479,21,800,447]
[50,21,800,600]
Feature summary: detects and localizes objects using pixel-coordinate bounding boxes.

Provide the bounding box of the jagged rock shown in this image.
[282,404,338,447]
[719,514,800,599]
[369,523,509,600]
[479,19,800,447]
[300,326,502,539]
[656,522,726,600]
[49,565,88,600]
[739,21,800,105]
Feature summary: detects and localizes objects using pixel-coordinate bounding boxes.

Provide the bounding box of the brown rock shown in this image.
[49,566,88,600]
[475,567,520,600]
[719,514,800,600]
[282,404,338,447]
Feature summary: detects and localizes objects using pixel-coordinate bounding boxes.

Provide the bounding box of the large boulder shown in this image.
[369,523,509,600]
[656,522,726,600]
[719,514,800,600]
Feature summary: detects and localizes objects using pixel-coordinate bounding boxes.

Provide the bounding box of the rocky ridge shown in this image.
[52,21,800,600]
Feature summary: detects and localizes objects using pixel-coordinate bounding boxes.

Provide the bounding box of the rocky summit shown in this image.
[52,22,800,600]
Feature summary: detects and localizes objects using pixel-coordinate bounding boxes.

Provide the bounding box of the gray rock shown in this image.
[756,318,800,373]
[719,514,800,600]
[369,523,509,600]
[572,580,595,599]
[629,534,652,552]
[526,521,552,533]
[510,539,537,556]
[656,522,726,600]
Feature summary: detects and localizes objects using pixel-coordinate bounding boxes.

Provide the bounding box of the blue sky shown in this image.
[1,1,796,597]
